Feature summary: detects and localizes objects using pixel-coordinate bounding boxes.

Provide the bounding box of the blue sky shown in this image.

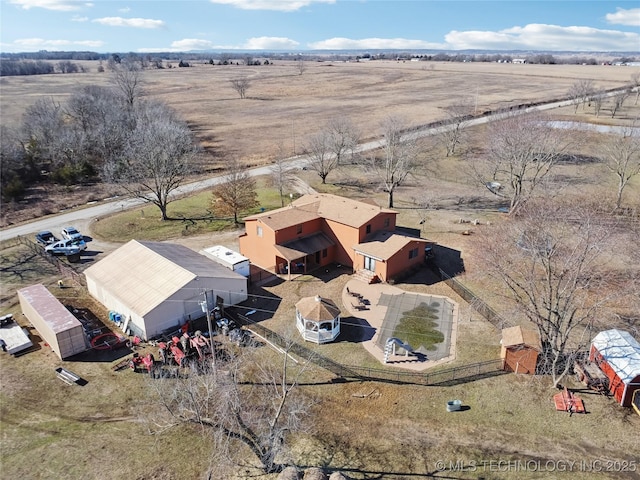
[1,0,639,53]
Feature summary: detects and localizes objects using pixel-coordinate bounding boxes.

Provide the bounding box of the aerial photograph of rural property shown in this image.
[1,0,639,478]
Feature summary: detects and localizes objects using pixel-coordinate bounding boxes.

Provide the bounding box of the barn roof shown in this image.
[244,193,396,230]
[295,295,340,322]
[501,325,541,350]
[84,240,244,317]
[592,329,640,384]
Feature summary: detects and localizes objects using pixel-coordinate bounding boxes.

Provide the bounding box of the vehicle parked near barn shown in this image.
[35,231,58,246]
[45,238,87,255]
[61,226,83,241]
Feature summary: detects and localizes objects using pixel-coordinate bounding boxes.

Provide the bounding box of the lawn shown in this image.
[91,178,283,243]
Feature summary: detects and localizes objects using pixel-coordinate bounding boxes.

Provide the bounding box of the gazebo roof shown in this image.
[295,295,340,321]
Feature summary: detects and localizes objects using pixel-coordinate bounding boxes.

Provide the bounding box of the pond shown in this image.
[546,121,640,135]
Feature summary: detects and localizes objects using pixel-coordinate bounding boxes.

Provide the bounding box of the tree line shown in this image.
[1,61,200,220]
[0,59,90,76]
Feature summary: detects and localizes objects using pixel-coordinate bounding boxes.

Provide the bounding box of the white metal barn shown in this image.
[84,240,248,340]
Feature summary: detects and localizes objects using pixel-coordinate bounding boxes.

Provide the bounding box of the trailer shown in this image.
[574,358,609,395]
[0,314,33,355]
[17,284,88,360]
[200,245,250,277]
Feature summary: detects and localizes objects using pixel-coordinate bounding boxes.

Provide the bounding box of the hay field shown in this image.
[1,60,636,168]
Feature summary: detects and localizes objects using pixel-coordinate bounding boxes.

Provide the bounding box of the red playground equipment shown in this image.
[130,352,156,373]
[553,387,585,414]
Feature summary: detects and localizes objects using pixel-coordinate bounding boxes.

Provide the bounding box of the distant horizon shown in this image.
[1,1,638,54]
[3,48,639,57]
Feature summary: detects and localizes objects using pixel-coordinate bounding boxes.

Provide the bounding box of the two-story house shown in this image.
[239,193,433,283]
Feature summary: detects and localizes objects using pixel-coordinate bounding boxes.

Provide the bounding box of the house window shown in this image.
[384,217,390,228]
[257,225,263,237]
[297,224,303,234]
[409,247,419,259]
[366,224,372,234]
[322,248,328,258]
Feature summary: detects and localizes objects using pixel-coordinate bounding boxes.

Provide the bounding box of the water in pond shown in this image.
[547,121,640,135]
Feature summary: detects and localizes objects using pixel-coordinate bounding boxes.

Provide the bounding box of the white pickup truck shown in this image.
[45,238,87,255]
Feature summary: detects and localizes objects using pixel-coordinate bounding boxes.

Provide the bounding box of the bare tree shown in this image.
[412,192,436,232]
[592,87,605,117]
[326,117,360,165]
[66,85,131,163]
[600,125,640,210]
[470,111,566,215]
[110,61,143,108]
[230,77,251,99]
[630,72,640,105]
[304,131,335,184]
[103,101,199,220]
[146,341,312,475]
[270,145,296,207]
[212,158,259,224]
[295,58,307,75]
[477,199,615,387]
[303,117,359,185]
[610,89,630,118]
[440,99,473,156]
[567,79,594,113]
[21,97,65,166]
[366,116,418,208]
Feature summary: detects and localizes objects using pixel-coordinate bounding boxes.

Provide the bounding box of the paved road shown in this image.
[0,90,628,242]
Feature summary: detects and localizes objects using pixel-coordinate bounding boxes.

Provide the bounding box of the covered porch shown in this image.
[274,232,335,280]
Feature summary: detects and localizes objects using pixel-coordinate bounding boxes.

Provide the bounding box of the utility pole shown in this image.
[200,291,216,370]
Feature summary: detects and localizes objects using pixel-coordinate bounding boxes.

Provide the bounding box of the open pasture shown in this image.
[1,60,636,168]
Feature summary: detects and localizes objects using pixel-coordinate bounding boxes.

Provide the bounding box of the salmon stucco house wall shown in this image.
[239,193,433,283]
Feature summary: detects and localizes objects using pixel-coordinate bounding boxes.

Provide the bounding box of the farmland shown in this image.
[1,60,639,479]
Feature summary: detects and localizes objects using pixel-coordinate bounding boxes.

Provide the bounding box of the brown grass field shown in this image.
[1,61,640,479]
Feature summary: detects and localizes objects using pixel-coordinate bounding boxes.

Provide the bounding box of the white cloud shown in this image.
[308,37,446,50]
[12,37,104,49]
[444,23,640,51]
[605,7,640,27]
[9,0,91,11]
[142,36,300,52]
[209,0,334,12]
[169,38,216,51]
[118,7,131,13]
[92,17,165,29]
[243,36,300,49]
[71,14,88,21]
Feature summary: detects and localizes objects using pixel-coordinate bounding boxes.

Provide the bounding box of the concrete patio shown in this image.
[341,279,459,371]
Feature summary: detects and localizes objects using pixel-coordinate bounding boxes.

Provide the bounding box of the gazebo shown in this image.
[295,295,341,344]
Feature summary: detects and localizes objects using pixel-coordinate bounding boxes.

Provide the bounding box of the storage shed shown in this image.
[200,245,250,277]
[17,284,87,360]
[500,325,541,374]
[590,329,640,407]
[85,240,248,340]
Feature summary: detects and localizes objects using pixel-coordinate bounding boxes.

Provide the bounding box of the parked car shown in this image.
[35,231,58,246]
[61,226,83,241]
[45,238,87,255]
